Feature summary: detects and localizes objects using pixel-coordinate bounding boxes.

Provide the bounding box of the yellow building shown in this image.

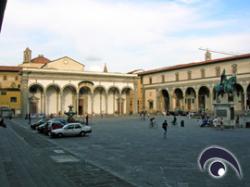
[0,66,21,115]
[128,69,144,113]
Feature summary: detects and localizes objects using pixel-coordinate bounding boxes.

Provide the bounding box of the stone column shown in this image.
[118,96,123,115]
[244,88,247,111]
[181,88,185,111]
[142,87,145,110]
[60,92,63,116]
[113,93,116,114]
[76,92,79,115]
[42,94,45,114]
[169,89,173,111]
[156,88,160,112]
[133,82,138,114]
[105,94,108,114]
[20,72,29,117]
[100,91,102,114]
[195,88,199,112]
[91,94,94,115]
[209,86,214,113]
[44,93,47,115]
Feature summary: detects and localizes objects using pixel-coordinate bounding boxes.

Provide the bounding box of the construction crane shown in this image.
[199,48,241,56]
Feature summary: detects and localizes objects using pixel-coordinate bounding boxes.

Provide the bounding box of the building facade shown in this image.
[0,66,21,115]
[19,48,138,117]
[139,53,250,114]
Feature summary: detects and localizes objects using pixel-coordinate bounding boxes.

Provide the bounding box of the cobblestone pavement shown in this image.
[0,119,135,187]
[4,115,250,187]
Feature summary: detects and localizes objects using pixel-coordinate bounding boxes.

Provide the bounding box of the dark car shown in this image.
[37,122,47,133]
[37,118,66,135]
[30,118,47,130]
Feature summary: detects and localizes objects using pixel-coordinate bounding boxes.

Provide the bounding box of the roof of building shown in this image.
[0,66,21,72]
[127,69,144,74]
[139,53,250,75]
[31,55,50,64]
[41,56,84,69]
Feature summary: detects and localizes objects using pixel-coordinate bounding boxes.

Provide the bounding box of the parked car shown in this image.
[0,106,13,119]
[37,122,47,133]
[47,121,66,135]
[37,118,66,134]
[49,123,92,138]
[30,118,47,130]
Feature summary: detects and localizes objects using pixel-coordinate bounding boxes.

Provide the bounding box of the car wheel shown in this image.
[58,133,63,138]
[80,131,85,137]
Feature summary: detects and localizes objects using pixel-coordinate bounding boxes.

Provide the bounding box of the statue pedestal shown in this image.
[213,102,235,127]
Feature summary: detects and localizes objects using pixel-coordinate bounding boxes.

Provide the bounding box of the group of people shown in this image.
[161,116,185,138]
[200,115,241,129]
[147,115,185,138]
[139,110,149,120]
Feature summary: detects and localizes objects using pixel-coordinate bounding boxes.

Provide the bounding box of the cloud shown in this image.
[0,0,250,72]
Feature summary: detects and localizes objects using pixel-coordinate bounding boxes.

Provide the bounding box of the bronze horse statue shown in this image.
[214,69,237,99]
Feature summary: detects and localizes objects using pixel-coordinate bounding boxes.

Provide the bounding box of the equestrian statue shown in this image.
[214,69,237,100]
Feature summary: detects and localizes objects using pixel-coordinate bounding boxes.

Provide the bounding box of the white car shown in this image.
[49,123,92,138]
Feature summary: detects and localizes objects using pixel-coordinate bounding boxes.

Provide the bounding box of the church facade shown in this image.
[20,48,138,117]
[139,52,250,114]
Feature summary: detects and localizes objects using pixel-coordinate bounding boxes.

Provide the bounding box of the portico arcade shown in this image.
[140,53,250,114]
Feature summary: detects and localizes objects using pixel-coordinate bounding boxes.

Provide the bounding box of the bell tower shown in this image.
[23,47,32,63]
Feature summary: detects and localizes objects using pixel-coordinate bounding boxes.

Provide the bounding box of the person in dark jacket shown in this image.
[85,114,89,125]
[0,117,6,128]
[172,115,177,125]
[162,120,168,138]
[28,113,31,125]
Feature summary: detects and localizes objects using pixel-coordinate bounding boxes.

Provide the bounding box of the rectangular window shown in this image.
[3,75,7,80]
[149,77,152,84]
[161,75,165,83]
[1,91,6,95]
[175,72,179,81]
[10,97,17,103]
[15,76,18,81]
[187,71,192,80]
[201,68,205,78]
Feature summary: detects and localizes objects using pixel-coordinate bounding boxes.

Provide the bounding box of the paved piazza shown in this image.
[3,116,250,187]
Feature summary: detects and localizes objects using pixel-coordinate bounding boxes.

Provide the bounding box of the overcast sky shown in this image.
[0,0,250,72]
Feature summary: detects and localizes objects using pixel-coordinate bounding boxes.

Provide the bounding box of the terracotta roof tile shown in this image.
[0,66,21,72]
[31,55,50,64]
[139,53,250,75]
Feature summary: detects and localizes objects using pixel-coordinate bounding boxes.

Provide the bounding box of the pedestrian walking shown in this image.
[180,120,184,127]
[218,117,224,130]
[85,113,89,125]
[162,120,168,138]
[172,115,177,126]
[28,113,31,125]
[142,111,146,120]
[149,117,155,128]
[235,115,240,128]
